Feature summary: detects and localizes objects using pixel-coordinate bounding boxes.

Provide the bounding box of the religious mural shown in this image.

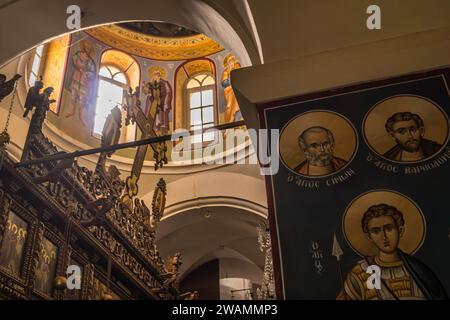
[34,25,241,166]
[262,69,450,299]
[338,190,446,300]
[280,111,357,177]
[63,38,97,127]
[363,95,449,163]
[221,54,242,123]
[142,66,173,135]
[0,211,28,277]
[34,237,58,296]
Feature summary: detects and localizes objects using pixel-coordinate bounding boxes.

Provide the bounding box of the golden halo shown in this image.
[147,66,167,80]
[279,110,358,177]
[342,189,426,257]
[363,95,449,163]
[79,39,94,57]
[223,53,237,67]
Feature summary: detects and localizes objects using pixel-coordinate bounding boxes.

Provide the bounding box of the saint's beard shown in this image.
[397,138,421,152]
[304,150,333,166]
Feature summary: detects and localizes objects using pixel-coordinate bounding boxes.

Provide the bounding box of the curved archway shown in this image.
[0,0,259,68]
[174,58,217,133]
[156,205,266,281]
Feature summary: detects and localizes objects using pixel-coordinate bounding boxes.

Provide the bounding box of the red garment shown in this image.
[294,157,348,175]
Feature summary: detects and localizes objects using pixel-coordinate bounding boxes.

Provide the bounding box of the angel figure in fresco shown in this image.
[142,68,172,135]
[65,40,97,127]
[221,54,242,123]
[337,204,447,300]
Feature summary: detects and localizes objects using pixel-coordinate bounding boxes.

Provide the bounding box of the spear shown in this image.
[332,232,344,288]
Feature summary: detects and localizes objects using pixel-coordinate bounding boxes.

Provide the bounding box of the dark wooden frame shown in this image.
[0,141,176,300]
[256,67,450,299]
[0,195,38,299]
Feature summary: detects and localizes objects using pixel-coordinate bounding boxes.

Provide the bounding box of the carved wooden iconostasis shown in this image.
[260,68,450,300]
[0,73,185,300]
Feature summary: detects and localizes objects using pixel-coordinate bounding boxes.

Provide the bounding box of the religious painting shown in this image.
[259,69,450,299]
[0,210,28,278]
[363,95,449,163]
[41,35,71,114]
[279,111,357,177]
[142,66,173,135]
[63,38,97,128]
[221,53,242,123]
[34,237,58,296]
[338,190,446,300]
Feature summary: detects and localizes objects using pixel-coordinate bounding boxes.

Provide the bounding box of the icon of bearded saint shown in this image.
[294,126,347,177]
[383,112,442,162]
[142,69,173,136]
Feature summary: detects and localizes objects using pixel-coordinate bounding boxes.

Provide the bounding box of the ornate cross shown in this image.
[121,88,167,206]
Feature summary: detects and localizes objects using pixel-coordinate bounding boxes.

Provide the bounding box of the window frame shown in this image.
[92,65,129,139]
[28,44,46,87]
[185,73,218,148]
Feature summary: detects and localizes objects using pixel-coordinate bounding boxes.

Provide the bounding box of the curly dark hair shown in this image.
[385,112,424,133]
[361,204,405,233]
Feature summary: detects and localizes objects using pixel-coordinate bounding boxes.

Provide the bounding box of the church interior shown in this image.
[0,0,449,301]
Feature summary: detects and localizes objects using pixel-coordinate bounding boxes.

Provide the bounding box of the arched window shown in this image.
[186,74,216,144]
[94,50,140,141]
[93,65,128,135]
[28,44,45,87]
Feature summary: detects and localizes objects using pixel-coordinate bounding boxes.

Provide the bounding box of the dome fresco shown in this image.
[119,21,199,38]
[28,22,244,163]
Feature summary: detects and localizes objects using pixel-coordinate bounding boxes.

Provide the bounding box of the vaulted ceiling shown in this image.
[1,0,449,281]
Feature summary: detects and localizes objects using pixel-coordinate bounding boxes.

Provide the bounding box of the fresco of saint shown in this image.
[338,203,447,300]
[295,126,347,176]
[221,54,242,123]
[142,68,172,135]
[65,40,97,127]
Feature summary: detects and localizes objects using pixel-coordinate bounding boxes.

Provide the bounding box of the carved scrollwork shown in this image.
[0,276,26,299]
[86,223,167,292]
[0,190,11,249]
[26,162,48,180]
[28,222,45,292]
[83,264,95,300]
[13,114,175,298]
[47,181,72,209]
[72,202,95,225]
[151,178,166,228]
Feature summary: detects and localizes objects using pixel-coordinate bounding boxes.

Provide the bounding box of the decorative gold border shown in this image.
[362,94,450,164]
[85,24,224,61]
[279,109,359,178]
